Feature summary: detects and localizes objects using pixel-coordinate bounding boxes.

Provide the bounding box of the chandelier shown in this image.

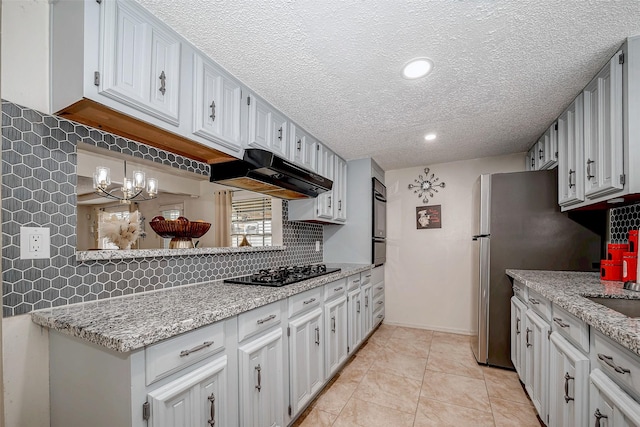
[93,161,158,204]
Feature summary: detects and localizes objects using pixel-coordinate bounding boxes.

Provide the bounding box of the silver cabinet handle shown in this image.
[377,286,383,291]
[255,364,262,392]
[334,286,343,292]
[303,298,316,305]
[564,372,574,403]
[338,200,342,211]
[257,314,276,325]
[179,341,214,357]
[587,159,595,180]
[315,326,320,345]
[331,316,336,333]
[209,100,216,121]
[526,328,532,347]
[357,300,361,313]
[297,139,302,150]
[159,70,166,95]
[377,314,383,319]
[594,409,608,426]
[553,317,570,328]
[597,353,631,374]
[377,301,383,305]
[278,127,282,141]
[539,148,544,160]
[516,317,521,335]
[531,156,535,168]
[328,196,332,208]
[353,279,360,284]
[528,298,539,305]
[365,296,369,308]
[569,169,575,189]
[208,393,216,426]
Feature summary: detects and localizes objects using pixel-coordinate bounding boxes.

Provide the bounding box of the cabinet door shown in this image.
[347,288,362,353]
[334,157,348,222]
[324,295,348,379]
[269,109,290,159]
[316,146,336,219]
[247,95,291,159]
[290,124,317,171]
[239,329,285,427]
[193,55,243,152]
[147,356,228,427]
[100,0,181,124]
[583,50,624,199]
[510,296,527,380]
[558,94,585,207]
[589,369,640,427]
[289,307,324,415]
[549,333,589,427]
[526,146,537,171]
[538,126,558,170]
[362,283,373,337]
[525,309,550,420]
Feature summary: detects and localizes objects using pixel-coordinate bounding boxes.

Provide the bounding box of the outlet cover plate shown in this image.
[20,227,51,259]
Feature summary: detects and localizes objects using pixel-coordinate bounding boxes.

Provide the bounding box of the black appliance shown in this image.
[372,178,387,265]
[224,264,341,287]
[210,148,332,199]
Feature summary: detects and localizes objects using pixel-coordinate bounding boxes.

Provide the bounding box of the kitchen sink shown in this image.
[586,297,640,318]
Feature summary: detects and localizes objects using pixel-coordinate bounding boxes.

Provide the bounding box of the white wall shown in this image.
[384,153,525,334]
[1,0,50,112]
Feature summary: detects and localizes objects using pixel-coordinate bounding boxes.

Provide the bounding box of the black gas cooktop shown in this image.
[224,264,341,287]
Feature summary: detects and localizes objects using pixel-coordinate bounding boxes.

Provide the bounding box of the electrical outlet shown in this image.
[20,227,51,259]
[315,240,321,252]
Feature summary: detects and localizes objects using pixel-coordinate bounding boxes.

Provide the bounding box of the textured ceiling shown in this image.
[135,0,640,171]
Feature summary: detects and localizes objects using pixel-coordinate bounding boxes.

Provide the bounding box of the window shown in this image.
[160,204,183,248]
[231,197,272,247]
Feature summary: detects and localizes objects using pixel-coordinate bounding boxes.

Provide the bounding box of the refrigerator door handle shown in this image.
[472,234,490,241]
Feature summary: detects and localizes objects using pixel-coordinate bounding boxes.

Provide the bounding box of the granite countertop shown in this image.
[31,263,372,353]
[506,269,640,356]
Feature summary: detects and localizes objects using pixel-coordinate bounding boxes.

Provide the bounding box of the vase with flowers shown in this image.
[98,211,142,250]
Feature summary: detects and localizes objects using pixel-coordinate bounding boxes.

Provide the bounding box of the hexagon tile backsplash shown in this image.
[610,204,640,243]
[1,100,323,317]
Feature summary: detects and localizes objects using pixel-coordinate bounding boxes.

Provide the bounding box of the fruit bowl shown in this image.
[149,216,211,248]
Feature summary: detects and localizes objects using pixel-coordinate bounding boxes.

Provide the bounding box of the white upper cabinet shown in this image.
[316,145,336,220]
[192,54,243,152]
[526,146,537,171]
[334,157,348,222]
[246,94,291,160]
[290,123,317,172]
[100,0,181,125]
[583,50,624,199]
[558,94,585,207]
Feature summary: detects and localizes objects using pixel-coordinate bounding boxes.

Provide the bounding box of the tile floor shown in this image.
[293,324,543,427]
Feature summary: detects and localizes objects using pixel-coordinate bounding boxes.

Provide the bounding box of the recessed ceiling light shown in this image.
[402,58,434,79]
[424,133,437,141]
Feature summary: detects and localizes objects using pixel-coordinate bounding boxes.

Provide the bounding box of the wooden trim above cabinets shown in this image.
[56,98,236,165]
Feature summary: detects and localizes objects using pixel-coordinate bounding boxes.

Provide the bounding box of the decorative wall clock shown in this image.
[408,167,445,203]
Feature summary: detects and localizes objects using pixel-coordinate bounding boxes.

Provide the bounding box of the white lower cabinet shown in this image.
[510,296,527,379]
[238,328,285,427]
[361,282,373,337]
[288,307,324,415]
[524,309,550,422]
[548,332,589,427]
[347,287,363,354]
[324,294,348,379]
[147,355,228,427]
[589,369,640,426]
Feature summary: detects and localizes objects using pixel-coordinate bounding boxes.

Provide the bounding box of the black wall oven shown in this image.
[372,178,387,265]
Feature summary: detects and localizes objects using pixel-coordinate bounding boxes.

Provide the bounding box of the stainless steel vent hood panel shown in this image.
[210,149,333,199]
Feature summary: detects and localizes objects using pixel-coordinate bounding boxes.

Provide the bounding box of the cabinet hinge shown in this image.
[247,96,251,106]
[620,52,625,65]
[287,326,290,337]
[620,174,626,185]
[142,401,150,421]
[288,405,292,416]
[94,71,100,87]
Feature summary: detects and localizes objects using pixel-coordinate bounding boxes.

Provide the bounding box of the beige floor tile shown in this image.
[353,370,422,414]
[313,376,359,415]
[371,346,427,380]
[491,397,542,427]
[421,370,492,413]
[482,366,531,405]
[292,407,337,427]
[426,349,484,379]
[333,397,415,427]
[384,336,430,358]
[390,326,434,344]
[337,355,371,383]
[352,340,385,365]
[414,396,495,427]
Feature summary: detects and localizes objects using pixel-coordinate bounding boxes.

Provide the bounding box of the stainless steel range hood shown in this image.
[210,149,332,199]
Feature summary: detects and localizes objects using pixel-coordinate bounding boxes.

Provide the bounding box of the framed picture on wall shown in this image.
[416,205,441,229]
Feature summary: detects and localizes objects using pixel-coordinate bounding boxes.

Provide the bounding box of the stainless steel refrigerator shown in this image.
[470,169,602,368]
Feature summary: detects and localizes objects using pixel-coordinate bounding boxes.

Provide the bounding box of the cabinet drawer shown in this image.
[145,321,225,386]
[325,278,347,301]
[373,305,385,325]
[373,291,384,311]
[594,331,640,399]
[373,282,385,298]
[347,274,361,291]
[238,300,284,342]
[551,304,589,353]
[361,270,372,286]
[512,280,528,303]
[527,289,551,322]
[288,287,322,318]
